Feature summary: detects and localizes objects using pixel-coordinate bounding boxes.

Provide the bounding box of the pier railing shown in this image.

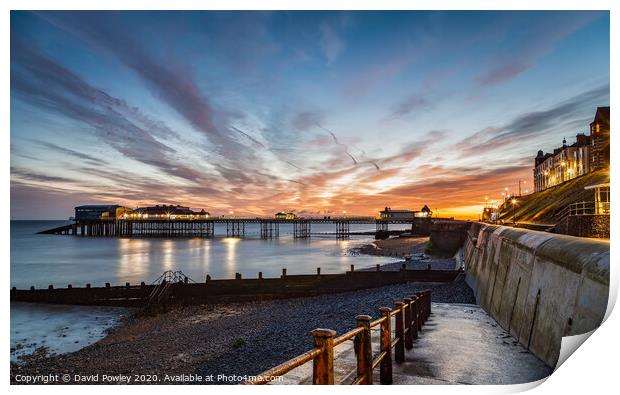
[244,290,431,385]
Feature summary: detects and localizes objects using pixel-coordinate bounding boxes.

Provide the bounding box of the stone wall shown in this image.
[426,220,471,257]
[464,222,609,367]
[554,214,610,238]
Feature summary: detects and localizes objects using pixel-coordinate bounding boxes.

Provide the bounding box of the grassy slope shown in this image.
[499,169,609,224]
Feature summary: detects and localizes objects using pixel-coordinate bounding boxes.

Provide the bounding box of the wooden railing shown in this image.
[244,290,432,385]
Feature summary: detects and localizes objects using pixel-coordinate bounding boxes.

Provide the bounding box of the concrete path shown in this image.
[387,303,551,385]
[274,302,551,385]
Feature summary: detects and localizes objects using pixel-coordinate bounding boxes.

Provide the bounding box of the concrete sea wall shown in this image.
[427,220,472,257]
[464,222,609,367]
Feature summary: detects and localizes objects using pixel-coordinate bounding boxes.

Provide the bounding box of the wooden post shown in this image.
[317,267,321,276]
[350,264,354,272]
[394,302,405,363]
[421,291,429,322]
[410,295,419,338]
[426,290,432,317]
[354,315,373,384]
[311,328,336,385]
[403,298,413,350]
[258,271,263,280]
[379,306,393,384]
[282,268,287,278]
[416,292,425,325]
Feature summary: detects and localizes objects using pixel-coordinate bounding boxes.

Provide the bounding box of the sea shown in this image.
[10,220,404,361]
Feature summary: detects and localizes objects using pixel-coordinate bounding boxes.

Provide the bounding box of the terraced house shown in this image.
[533,106,610,192]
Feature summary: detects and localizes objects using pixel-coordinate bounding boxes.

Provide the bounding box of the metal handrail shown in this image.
[557,201,596,222]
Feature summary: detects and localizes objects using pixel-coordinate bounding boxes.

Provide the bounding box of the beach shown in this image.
[353,236,460,271]
[11,235,468,384]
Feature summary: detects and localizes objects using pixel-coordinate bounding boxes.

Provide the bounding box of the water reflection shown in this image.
[222,237,240,276]
[117,238,151,282]
[188,238,211,277]
[338,239,352,271]
[161,239,175,271]
[11,221,402,288]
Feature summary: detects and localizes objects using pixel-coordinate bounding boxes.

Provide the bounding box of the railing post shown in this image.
[394,302,405,363]
[421,291,430,321]
[354,315,373,385]
[426,290,432,317]
[379,307,393,384]
[403,298,413,350]
[416,292,425,324]
[410,295,421,335]
[311,328,336,385]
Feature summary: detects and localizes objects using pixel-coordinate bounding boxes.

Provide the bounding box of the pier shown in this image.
[38,217,430,239]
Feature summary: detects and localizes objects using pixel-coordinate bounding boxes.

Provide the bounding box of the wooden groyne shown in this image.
[10,268,460,307]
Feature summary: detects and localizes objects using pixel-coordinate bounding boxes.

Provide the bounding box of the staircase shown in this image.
[145,270,195,308]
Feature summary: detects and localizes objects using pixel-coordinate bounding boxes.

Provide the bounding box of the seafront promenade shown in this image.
[274,303,550,385]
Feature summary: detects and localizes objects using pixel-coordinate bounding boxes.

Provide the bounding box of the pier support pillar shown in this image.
[335,220,350,239]
[226,221,244,237]
[293,220,311,238]
[260,221,279,239]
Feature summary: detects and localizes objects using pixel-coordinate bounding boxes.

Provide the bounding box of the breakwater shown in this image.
[463,222,609,367]
[10,269,461,307]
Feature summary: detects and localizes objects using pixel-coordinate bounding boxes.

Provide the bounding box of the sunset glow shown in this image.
[10,11,610,219]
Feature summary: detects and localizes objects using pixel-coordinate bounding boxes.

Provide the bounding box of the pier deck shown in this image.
[36,217,443,238]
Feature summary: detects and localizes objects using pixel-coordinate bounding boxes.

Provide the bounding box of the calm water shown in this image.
[11,220,402,358]
[11,220,402,288]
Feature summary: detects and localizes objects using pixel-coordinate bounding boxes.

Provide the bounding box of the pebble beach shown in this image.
[11,236,475,384]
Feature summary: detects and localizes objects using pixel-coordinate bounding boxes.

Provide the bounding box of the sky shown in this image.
[10,10,610,220]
